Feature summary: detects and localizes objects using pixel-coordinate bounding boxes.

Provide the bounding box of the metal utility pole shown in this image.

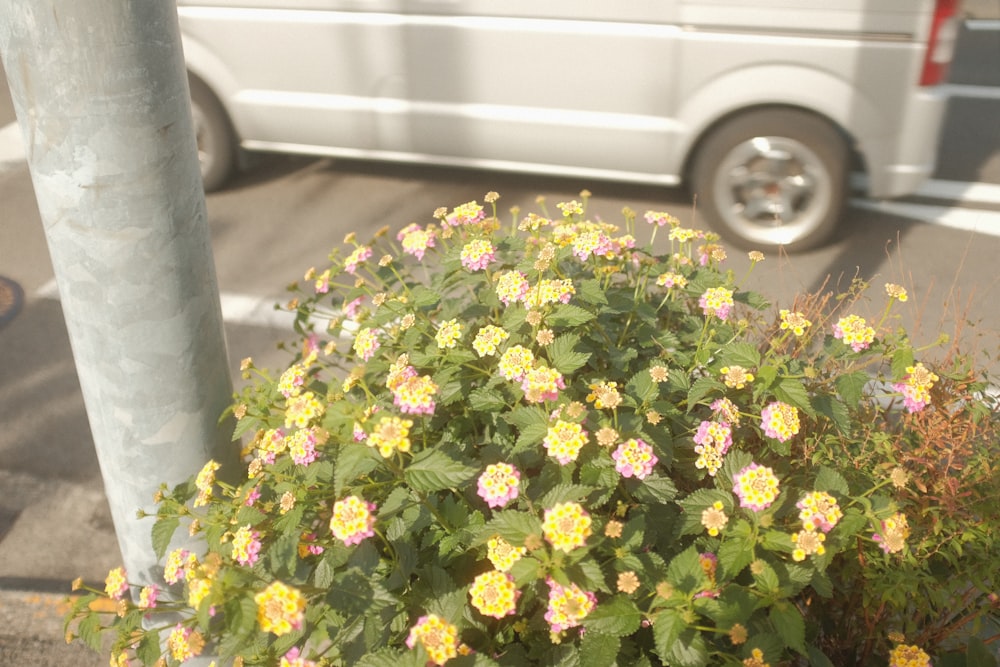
[0,0,236,605]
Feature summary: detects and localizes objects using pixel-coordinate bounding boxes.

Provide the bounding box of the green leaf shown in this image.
[548,303,595,327]
[468,387,507,412]
[579,632,620,667]
[836,371,870,407]
[481,510,543,546]
[76,613,103,652]
[891,347,915,380]
[136,631,161,664]
[966,637,998,667]
[630,474,677,505]
[666,546,708,595]
[668,627,710,667]
[720,342,761,368]
[503,406,548,430]
[805,644,837,667]
[577,278,609,306]
[626,369,659,405]
[548,334,592,375]
[513,423,550,453]
[752,560,781,595]
[718,535,755,579]
[335,443,380,496]
[811,393,851,434]
[410,285,441,309]
[770,600,806,654]
[652,608,685,661]
[814,467,850,496]
[774,378,813,415]
[151,515,179,559]
[581,594,642,637]
[538,483,596,508]
[686,376,722,411]
[405,449,477,492]
[355,648,419,667]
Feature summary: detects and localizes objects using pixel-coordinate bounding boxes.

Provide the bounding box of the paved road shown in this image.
[1,14,999,666]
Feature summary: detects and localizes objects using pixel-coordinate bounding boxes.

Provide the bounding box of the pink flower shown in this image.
[460,239,496,271]
[699,287,734,321]
[477,463,521,508]
[343,246,372,274]
[612,438,658,480]
[732,462,781,512]
[397,223,436,261]
[245,486,261,506]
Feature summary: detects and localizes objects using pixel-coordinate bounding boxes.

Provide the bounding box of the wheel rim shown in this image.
[711,136,832,246]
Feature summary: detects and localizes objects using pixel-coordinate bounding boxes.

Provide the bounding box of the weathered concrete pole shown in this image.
[0,0,236,601]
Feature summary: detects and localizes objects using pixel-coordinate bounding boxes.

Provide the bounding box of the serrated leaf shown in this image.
[630,474,677,504]
[836,371,869,407]
[669,627,710,667]
[136,631,161,664]
[752,560,781,595]
[720,342,761,368]
[503,406,548,430]
[652,608,685,661]
[581,595,642,637]
[627,369,659,405]
[548,334,591,375]
[814,467,850,496]
[891,347,915,380]
[687,376,722,411]
[335,443,380,496]
[774,378,813,415]
[468,387,507,412]
[481,510,543,546]
[580,632,620,667]
[770,601,806,653]
[666,546,708,595]
[577,278,609,306]
[811,393,851,434]
[513,423,549,453]
[410,285,441,309]
[718,535,755,579]
[151,515,179,559]
[668,368,690,393]
[677,488,731,535]
[355,648,419,667]
[548,303,595,327]
[404,449,477,492]
[538,483,596,507]
[76,613,103,652]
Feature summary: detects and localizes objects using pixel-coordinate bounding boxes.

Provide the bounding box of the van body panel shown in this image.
[177,0,949,199]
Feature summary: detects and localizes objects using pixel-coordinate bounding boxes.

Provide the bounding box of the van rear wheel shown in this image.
[691,109,848,252]
[188,75,236,192]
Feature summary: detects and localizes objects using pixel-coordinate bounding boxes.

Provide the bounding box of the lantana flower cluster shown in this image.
[68,192,998,667]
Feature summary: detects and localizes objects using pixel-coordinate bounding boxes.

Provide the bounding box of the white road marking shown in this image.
[0,121,25,170]
[850,198,1000,238]
[941,83,1000,100]
[35,279,296,329]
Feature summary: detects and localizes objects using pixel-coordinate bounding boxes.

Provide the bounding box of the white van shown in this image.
[178,0,960,250]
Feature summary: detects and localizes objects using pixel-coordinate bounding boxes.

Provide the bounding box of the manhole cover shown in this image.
[0,275,25,328]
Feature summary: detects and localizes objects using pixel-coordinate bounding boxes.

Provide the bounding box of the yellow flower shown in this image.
[617,571,640,594]
[406,614,459,666]
[487,536,527,572]
[542,502,592,552]
[254,581,306,636]
[721,365,754,390]
[469,570,519,619]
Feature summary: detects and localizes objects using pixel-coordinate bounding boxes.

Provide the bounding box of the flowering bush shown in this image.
[67,192,1000,666]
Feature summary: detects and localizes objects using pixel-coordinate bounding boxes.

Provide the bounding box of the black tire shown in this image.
[690,108,848,252]
[188,75,237,192]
